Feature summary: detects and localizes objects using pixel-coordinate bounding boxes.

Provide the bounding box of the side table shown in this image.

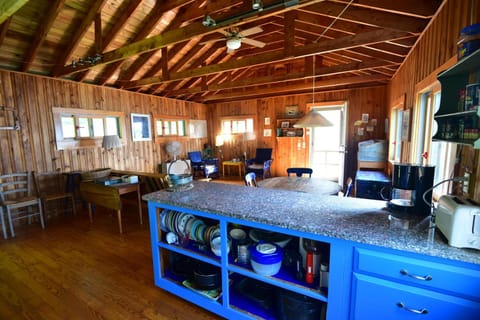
[222,161,244,179]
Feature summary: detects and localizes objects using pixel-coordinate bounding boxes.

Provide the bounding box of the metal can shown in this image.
[465,83,479,111]
[237,239,250,264]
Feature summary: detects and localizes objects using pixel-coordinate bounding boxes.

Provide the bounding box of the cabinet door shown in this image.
[351,273,480,320]
[275,138,308,175]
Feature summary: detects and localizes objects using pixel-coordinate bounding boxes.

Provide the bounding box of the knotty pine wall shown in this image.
[211,86,388,181]
[388,0,480,200]
[0,70,209,175]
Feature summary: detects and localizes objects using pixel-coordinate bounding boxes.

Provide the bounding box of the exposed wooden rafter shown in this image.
[0,0,446,103]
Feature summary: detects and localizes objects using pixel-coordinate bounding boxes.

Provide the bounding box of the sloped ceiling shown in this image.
[0,0,444,103]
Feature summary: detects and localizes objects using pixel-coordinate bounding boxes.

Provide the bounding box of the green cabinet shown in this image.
[434,49,480,148]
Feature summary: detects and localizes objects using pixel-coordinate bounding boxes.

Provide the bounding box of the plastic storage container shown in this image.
[250,243,283,276]
[357,139,388,162]
[458,23,480,60]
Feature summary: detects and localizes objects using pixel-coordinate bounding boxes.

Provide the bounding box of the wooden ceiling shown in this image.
[0,0,444,104]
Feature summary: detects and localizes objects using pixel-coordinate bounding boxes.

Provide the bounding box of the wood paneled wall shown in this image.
[389,0,480,200]
[0,71,209,175]
[211,86,388,180]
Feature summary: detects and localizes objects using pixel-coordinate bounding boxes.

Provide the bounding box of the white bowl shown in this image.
[210,236,231,256]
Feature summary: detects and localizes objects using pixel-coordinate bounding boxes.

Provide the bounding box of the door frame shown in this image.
[306,101,348,184]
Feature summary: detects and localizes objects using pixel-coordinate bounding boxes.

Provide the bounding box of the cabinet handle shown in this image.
[397,302,428,315]
[400,269,433,281]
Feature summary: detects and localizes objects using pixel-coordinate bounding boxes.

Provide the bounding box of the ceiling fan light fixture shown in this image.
[252,0,263,10]
[226,38,242,50]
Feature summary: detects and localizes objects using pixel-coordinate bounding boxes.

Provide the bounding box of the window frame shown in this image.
[220,115,256,136]
[52,107,126,150]
[411,64,457,199]
[388,95,405,163]
[153,115,188,138]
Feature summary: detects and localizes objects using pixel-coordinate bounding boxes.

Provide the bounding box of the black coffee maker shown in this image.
[388,163,435,218]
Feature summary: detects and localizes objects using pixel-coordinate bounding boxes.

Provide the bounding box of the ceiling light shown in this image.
[226,38,242,50]
[252,0,263,10]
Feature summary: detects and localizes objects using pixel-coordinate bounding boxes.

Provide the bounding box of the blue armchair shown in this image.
[188,151,219,179]
[245,148,273,179]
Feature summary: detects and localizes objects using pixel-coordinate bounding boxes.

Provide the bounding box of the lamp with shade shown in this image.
[102,135,122,150]
[102,135,121,167]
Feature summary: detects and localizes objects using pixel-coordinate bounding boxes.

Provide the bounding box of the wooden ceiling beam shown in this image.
[96,0,177,85]
[303,1,429,34]
[200,74,389,102]
[101,0,244,85]
[332,0,443,18]
[21,0,65,72]
[56,0,326,77]
[168,59,395,95]
[0,16,12,46]
[0,0,28,24]
[126,28,408,88]
[51,0,108,76]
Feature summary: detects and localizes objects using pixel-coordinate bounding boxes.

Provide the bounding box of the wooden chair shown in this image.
[33,171,76,218]
[287,167,313,177]
[245,172,257,187]
[0,172,45,238]
[0,206,6,239]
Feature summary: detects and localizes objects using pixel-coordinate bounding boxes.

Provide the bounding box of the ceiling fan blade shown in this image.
[241,37,266,48]
[239,26,263,37]
[200,38,226,45]
[218,29,233,37]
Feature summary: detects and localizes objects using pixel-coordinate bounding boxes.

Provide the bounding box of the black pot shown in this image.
[194,262,220,290]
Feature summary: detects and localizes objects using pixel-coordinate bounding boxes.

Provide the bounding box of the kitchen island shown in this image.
[144,181,480,320]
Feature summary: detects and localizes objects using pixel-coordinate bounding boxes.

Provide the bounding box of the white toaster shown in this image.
[435,195,480,250]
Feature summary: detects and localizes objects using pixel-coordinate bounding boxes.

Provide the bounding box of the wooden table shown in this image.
[258,177,341,195]
[80,181,142,233]
[222,161,244,179]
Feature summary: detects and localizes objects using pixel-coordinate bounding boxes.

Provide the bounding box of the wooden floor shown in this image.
[0,202,225,320]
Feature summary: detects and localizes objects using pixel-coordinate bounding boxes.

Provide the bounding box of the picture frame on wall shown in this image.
[285,105,298,116]
[131,113,152,141]
[281,121,290,128]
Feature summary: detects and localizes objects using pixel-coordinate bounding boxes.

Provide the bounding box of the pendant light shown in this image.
[294,55,333,128]
[294,0,353,128]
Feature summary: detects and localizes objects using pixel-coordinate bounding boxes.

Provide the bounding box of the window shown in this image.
[52,107,125,150]
[389,108,403,163]
[154,117,187,137]
[221,117,254,135]
[411,82,457,198]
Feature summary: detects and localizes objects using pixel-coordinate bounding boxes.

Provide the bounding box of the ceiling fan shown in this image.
[201,26,266,53]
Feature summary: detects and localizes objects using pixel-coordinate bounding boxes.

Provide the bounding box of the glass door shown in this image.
[309,102,347,184]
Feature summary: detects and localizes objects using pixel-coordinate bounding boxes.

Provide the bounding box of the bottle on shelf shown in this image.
[458,119,464,139]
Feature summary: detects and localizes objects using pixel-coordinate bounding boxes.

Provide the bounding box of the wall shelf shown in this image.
[434,49,480,148]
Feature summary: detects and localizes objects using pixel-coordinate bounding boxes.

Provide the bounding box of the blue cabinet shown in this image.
[351,247,480,319]
[147,203,352,320]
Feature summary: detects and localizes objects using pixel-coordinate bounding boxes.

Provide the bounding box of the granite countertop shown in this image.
[143,181,480,265]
